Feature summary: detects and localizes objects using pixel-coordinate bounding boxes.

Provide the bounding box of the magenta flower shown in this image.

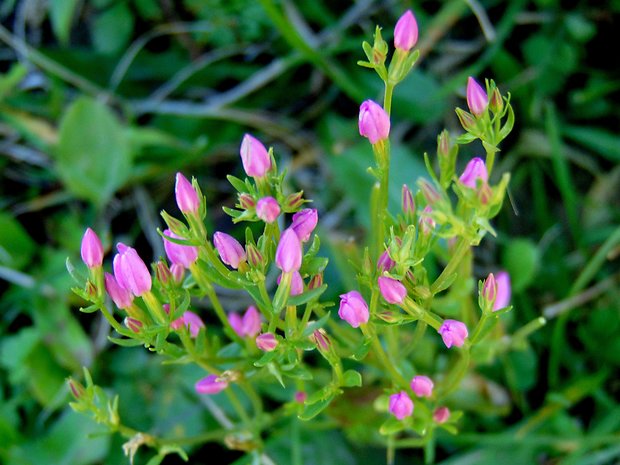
[433,406,450,424]
[378,276,407,305]
[291,208,318,242]
[493,271,511,311]
[279,270,304,296]
[104,272,134,309]
[459,157,489,189]
[240,134,271,178]
[112,243,152,297]
[482,272,497,306]
[195,374,228,395]
[389,391,414,420]
[394,10,418,51]
[175,172,200,214]
[81,228,104,269]
[229,305,261,338]
[377,250,396,272]
[171,310,205,337]
[163,229,198,268]
[170,263,184,283]
[359,100,390,144]
[438,319,469,348]
[466,77,488,116]
[213,232,246,269]
[338,291,369,328]
[255,333,278,352]
[256,196,281,223]
[275,228,302,273]
[410,375,434,398]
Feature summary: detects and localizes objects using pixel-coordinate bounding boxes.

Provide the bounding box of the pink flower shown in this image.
[389,391,414,420]
[163,229,198,268]
[377,250,396,272]
[338,291,369,328]
[459,157,488,189]
[256,197,280,223]
[213,232,246,269]
[438,319,469,348]
[291,208,318,242]
[493,271,511,311]
[195,374,228,395]
[229,305,261,338]
[410,375,434,398]
[394,10,418,51]
[378,276,407,305]
[433,406,450,424]
[240,134,271,178]
[466,77,488,116]
[275,228,302,273]
[482,272,497,307]
[359,100,390,144]
[170,263,185,283]
[171,310,205,338]
[112,243,152,297]
[81,228,104,268]
[104,272,134,309]
[278,270,304,296]
[256,333,278,352]
[175,172,200,214]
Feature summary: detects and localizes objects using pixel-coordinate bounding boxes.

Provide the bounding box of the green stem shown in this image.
[437,348,470,397]
[362,325,409,389]
[384,82,394,115]
[469,312,490,345]
[430,238,470,295]
[99,304,125,334]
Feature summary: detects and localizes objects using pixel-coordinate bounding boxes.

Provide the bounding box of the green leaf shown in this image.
[502,238,539,292]
[563,125,620,162]
[288,284,328,307]
[0,63,28,100]
[49,0,80,45]
[342,370,362,387]
[379,417,406,435]
[92,1,134,54]
[56,96,132,206]
[0,211,36,268]
[298,394,335,421]
[301,311,331,337]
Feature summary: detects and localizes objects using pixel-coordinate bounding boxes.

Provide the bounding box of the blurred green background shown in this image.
[0,0,619,464]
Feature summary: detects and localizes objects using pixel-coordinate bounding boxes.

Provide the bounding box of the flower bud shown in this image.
[410,375,434,398]
[459,157,488,189]
[438,319,469,348]
[389,391,414,420]
[394,10,418,51]
[229,305,261,338]
[163,229,198,268]
[359,100,390,144]
[294,391,307,404]
[240,134,271,178]
[124,317,143,333]
[277,270,304,296]
[378,276,407,305]
[68,378,85,399]
[275,228,302,273]
[256,196,281,223]
[310,328,331,352]
[255,333,278,352]
[155,261,172,285]
[104,272,133,309]
[195,374,228,395]
[338,290,369,328]
[455,108,477,132]
[213,232,246,269]
[490,87,504,114]
[466,77,488,116]
[171,310,205,337]
[493,271,511,311]
[308,273,323,290]
[112,244,152,297]
[377,250,395,272]
[175,172,200,214]
[81,228,104,269]
[419,179,441,205]
[433,406,450,424]
[291,208,318,242]
[481,272,497,307]
[402,184,415,216]
[419,205,436,234]
[170,263,185,283]
[238,193,256,210]
[437,129,450,159]
[245,243,264,269]
[284,191,305,210]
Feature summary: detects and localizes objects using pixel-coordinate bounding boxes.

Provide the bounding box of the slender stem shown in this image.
[430,238,470,295]
[362,325,409,388]
[437,349,470,397]
[384,82,394,115]
[225,387,252,427]
[99,304,125,334]
[469,312,490,345]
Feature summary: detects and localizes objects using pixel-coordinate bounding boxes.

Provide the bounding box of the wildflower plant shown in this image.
[66,9,541,464]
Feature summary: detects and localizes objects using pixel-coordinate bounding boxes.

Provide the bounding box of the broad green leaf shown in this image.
[92,1,134,55]
[298,394,335,421]
[0,211,36,268]
[342,369,362,387]
[56,96,132,206]
[49,0,80,45]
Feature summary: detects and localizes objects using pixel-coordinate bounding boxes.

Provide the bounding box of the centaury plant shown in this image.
[67,10,533,464]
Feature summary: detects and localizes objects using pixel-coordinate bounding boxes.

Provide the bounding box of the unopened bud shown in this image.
[308,273,323,290]
[310,328,332,352]
[455,108,477,133]
[419,179,441,205]
[402,184,415,216]
[124,317,143,333]
[238,193,255,210]
[285,191,305,210]
[68,378,85,399]
[155,261,172,285]
[466,77,488,116]
[481,272,497,307]
[245,243,264,269]
[170,263,185,283]
[437,130,450,159]
[490,87,504,114]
